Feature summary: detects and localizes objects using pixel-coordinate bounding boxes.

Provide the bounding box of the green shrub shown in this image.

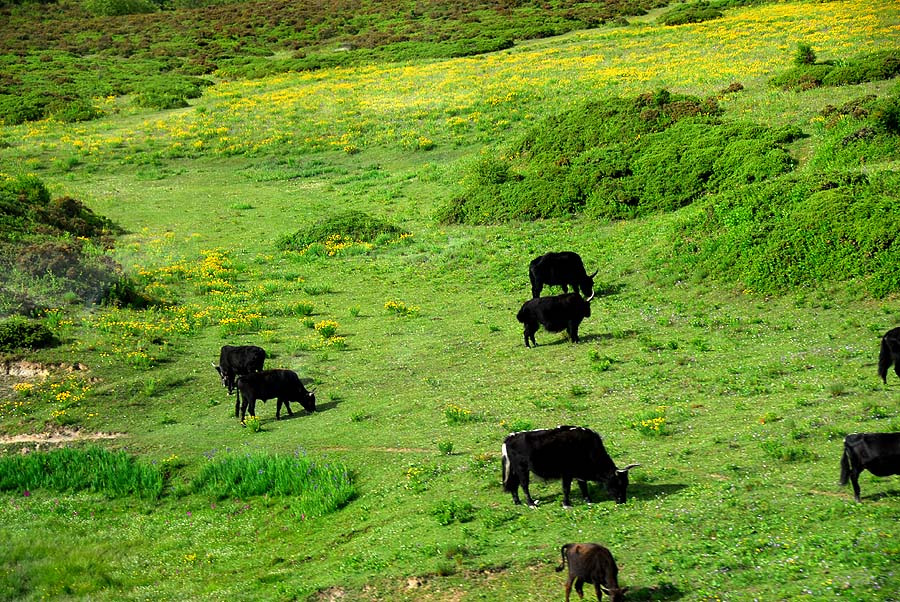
[0,317,57,352]
[82,0,156,16]
[278,210,407,251]
[659,1,723,26]
[439,91,796,224]
[794,43,816,66]
[665,170,900,297]
[771,48,900,90]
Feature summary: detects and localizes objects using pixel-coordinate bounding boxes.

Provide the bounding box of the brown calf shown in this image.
[555,543,626,602]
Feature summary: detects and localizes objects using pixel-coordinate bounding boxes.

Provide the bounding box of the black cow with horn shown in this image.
[529,251,597,299]
[501,425,640,507]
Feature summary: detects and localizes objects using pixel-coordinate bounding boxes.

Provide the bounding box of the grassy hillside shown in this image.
[1,0,900,600]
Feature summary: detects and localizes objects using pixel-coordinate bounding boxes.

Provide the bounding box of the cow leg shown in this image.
[850,470,862,502]
[577,479,591,503]
[524,322,538,348]
[894,357,900,379]
[234,388,242,419]
[520,472,538,507]
[574,578,586,599]
[592,582,603,601]
[561,476,574,508]
[568,321,580,343]
[564,576,575,602]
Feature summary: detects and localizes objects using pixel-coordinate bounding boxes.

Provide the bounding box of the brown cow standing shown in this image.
[555,543,627,602]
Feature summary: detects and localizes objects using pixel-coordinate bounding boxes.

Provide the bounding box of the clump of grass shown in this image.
[760,440,815,463]
[277,210,407,251]
[629,406,670,436]
[444,403,479,425]
[0,447,163,500]
[501,419,534,432]
[314,319,339,337]
[385,299,420,316]
[431,499,475,526]
[244,415,262,432]
[192,453,354,517]
[437,440,454,455]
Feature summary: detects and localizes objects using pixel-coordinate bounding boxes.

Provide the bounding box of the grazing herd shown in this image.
[208,249,899,600]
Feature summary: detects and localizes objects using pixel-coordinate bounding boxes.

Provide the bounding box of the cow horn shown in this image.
[211,362,218,369]
[589,269,598,278]
[586,292,595,302]
[616,463,641,474]
[599,585,611,594]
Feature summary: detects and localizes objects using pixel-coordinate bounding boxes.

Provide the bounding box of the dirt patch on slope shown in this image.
[0,428,125,448]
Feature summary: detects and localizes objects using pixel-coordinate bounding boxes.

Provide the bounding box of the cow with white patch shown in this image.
[501,425,639,507]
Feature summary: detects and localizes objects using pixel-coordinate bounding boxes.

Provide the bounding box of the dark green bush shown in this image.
[665,171,900,297]
[82,0,157,16]
[278,210,407,251]
[659,2,723,26]
[51,99,103,123]
[439,92,795,224]
[771,48,900,90]
[0,316,57,352]
[794,43,816,66]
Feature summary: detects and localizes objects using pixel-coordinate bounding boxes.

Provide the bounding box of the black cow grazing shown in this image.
[840,432,900,501]
[501,426,639,507]
[236,369,316,423]
[529,251,598,299]
[212,345,267,418]
[877,327,900,384]
[517,292,592,347]
[556,543,627,602]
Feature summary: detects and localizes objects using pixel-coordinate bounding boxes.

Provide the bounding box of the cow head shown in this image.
[299,388,316,413]
[212,363,230,390]
[600,585,628,602]
[580,270,599,299]
[605,463,640,504]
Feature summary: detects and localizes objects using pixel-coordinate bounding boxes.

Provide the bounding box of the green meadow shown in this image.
[1,0,899,599]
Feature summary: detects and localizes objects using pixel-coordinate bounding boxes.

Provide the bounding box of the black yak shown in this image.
[212,345,267,418]
[878,327,900,384]
[501,426,639,507]
[529,251,597,299]
[840,432,900,501]
[516,292,592,347]
[236,369,316,423]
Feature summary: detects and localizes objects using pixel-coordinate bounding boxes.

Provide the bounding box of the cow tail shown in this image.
[501,443,511,490]
[878,335,893,383]
[556,544,570,572]
[839,442,851,486]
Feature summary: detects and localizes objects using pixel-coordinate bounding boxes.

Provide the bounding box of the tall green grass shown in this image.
[0,447,163,500]
[192,452,355,517]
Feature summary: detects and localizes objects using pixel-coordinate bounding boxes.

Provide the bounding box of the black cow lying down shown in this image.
[878,327,900,384]
[517,292,593,347]
[212,345,267,418]
[840,432,900,501]
[556,543,627,602]
[236,369,316,423]
[501,425,639,507]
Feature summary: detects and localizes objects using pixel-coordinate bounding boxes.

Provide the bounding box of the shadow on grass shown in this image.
[626,582,686,601]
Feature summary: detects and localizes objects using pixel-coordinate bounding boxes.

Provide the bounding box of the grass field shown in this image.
[2,0,900,600]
